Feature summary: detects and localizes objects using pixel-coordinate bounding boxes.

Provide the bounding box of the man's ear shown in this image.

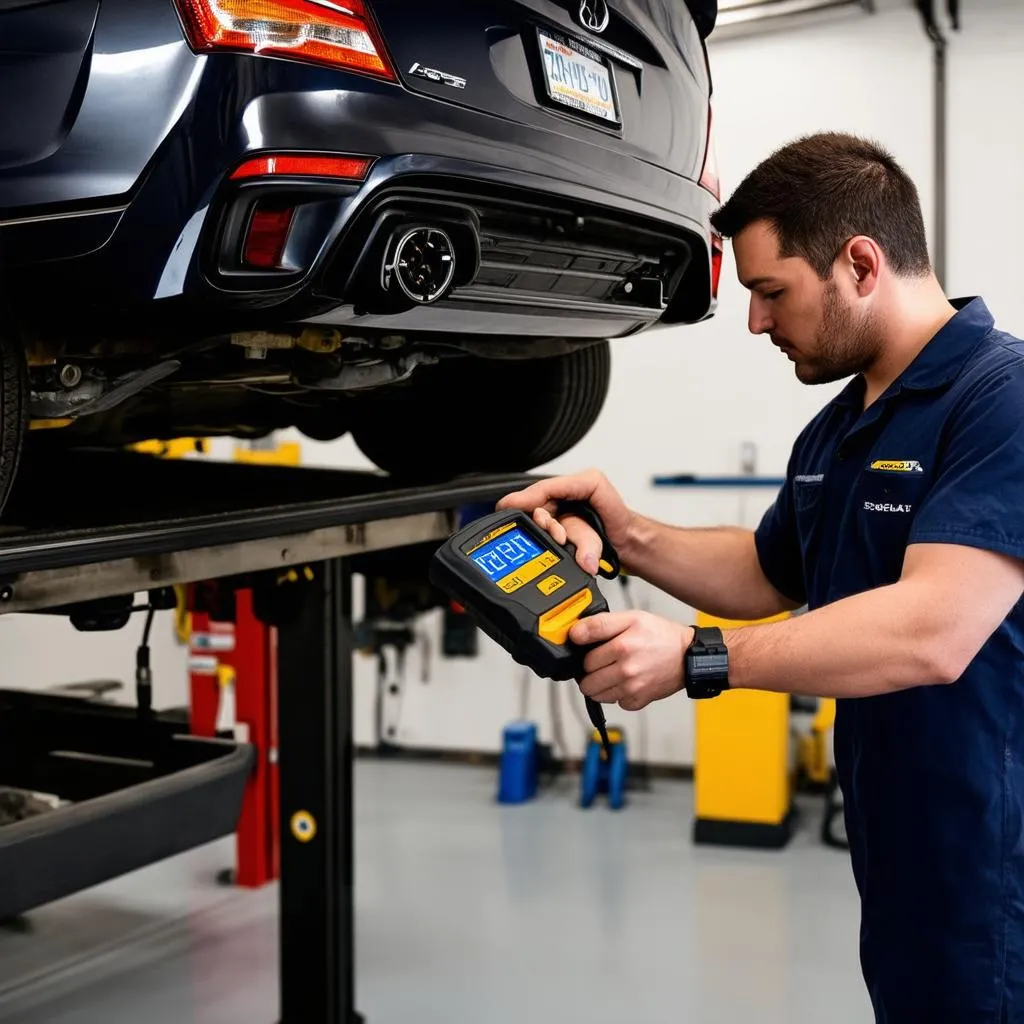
[842,236,882,296]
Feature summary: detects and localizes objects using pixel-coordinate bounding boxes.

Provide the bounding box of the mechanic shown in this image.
[498,131,1024,1022]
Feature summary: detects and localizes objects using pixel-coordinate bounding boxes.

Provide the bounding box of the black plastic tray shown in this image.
[0,688,254,919]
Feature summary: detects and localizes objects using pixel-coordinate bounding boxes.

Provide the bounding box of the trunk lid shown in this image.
[371,0,711,180]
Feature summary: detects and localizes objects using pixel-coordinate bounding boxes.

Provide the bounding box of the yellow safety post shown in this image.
[692,609,796,849]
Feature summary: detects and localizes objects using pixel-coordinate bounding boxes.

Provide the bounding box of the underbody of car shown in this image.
[0,0,719,494]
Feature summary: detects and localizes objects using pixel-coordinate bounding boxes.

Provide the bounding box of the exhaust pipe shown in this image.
[381,226,457,304]
[333,200,481,315]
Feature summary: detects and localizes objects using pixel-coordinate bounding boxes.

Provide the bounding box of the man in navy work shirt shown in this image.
[498,132,1024,1021]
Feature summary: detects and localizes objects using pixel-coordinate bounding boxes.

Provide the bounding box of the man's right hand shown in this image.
[496,469,636,576]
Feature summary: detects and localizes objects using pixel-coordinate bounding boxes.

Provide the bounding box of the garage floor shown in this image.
[0,761,871,1024]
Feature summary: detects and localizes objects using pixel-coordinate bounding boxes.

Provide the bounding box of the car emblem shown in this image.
[408,62,467,90]
[577,0,610,33]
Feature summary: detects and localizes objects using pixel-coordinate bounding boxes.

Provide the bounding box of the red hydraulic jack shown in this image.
[186,584,280,888]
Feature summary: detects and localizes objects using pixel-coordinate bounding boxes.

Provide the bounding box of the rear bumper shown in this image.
[3,56,716,339]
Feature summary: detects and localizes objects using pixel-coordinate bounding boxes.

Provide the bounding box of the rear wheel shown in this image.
[0,316,27,516]
[349,341,611,479]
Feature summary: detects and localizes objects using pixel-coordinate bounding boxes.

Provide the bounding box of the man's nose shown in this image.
[748,298,773,335]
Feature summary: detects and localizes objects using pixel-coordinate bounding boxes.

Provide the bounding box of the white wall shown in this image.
[3,1,1020,768]
[945,0,1024,320]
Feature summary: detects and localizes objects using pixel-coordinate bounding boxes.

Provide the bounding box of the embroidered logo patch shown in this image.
[869,459,923,473]
[863,501,913,513]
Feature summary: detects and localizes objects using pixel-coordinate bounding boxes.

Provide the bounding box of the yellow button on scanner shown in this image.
[537,574,566,597]
[497,550,559,594]
[538,587,593,645]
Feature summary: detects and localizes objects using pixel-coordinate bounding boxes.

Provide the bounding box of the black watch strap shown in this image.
[684,625,729,699]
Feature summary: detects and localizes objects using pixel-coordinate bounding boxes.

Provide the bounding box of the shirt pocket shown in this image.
[855,470,930,575]
[793,478,824,559]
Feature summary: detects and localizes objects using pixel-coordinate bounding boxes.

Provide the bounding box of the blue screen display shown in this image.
[470,528,544,583]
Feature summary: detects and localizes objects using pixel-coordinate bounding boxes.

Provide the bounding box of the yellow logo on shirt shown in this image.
[869,459,924,473]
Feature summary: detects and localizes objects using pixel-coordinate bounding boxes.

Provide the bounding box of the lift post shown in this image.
[277,557,358,1023]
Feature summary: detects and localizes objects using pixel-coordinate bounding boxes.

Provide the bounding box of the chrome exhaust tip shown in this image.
[381,226,457,304]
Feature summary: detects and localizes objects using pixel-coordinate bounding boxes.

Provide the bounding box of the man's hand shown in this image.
[568,611,694,711]
[497,469,636,575]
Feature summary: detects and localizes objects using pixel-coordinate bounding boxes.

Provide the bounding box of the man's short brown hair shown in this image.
[710,132,932,279]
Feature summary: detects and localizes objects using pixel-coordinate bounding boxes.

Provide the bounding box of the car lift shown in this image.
[0,445,533,1023]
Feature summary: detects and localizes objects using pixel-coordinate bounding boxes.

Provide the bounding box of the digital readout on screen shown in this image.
[469,528,546,583]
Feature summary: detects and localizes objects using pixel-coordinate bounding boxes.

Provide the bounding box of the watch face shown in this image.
[685,645,728,698]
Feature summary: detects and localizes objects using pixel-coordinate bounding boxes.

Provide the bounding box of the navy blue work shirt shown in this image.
[755,297,1024,1022]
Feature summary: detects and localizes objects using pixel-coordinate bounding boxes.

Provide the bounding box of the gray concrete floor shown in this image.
[0,761,872,1023]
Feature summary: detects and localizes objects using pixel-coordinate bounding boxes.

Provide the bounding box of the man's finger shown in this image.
[578,666,622,703]
[561,516,602,575]
[496,474,598,514]
[618,695,647,712]
[533,507,567,546]
[582,638,622,675]
[569,612,635,648]
[496,484,556,513]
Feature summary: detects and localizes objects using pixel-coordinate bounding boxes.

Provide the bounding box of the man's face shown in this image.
[732,219,881,385]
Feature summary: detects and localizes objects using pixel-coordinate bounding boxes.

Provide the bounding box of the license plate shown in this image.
[537,29,620,126]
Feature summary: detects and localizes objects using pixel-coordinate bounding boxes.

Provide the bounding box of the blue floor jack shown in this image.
[580,724,628,809]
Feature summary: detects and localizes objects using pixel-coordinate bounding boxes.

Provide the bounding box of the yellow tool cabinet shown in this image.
[692,609,798,849]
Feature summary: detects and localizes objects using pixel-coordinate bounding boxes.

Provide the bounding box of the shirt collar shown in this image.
[834,296,994,408]
[898,296,994,390]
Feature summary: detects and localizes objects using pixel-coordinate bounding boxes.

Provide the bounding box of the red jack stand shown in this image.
[187,585,279,888]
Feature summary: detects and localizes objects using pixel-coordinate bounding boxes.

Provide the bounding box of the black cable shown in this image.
[136,605,155,715]
[581,688,612,761]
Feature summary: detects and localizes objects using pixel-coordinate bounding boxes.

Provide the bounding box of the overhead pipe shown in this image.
[914,0,960,290]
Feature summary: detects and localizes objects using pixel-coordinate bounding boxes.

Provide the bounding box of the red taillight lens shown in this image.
[699,104,720,201]
[710,231,723,300]
[244,204,295,269]
[230,154,374,180]
[174,0,396,80]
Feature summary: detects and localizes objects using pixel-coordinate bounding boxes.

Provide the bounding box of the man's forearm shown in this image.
[623,515,797,621]
[724,578,959,698]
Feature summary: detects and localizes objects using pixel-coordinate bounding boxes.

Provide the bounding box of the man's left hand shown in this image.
[568,611,694,711]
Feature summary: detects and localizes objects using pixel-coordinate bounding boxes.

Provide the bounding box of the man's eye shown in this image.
[764,289,783,300]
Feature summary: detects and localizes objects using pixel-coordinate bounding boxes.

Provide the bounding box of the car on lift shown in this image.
[0,0,720,513]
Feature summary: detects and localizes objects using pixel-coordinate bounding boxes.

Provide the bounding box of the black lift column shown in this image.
[277,557,361,1024]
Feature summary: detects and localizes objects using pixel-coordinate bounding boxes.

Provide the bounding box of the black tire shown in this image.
[0,318,27,517]
[350,341,611,479]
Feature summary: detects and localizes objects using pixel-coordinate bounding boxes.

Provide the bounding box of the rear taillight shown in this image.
[243,204,295,269]
[700,102,722,301]
[174,0,396,81]
[699,103,720,201]
[230,154,374,180]
[710,232,723,300]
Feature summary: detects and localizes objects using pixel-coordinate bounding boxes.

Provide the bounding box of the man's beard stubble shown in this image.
[795,279,882,386]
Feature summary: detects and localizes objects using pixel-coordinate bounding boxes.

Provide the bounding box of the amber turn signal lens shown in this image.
[175,0,396,80]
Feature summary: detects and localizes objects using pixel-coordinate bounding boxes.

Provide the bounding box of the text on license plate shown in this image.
[538,31,618,124]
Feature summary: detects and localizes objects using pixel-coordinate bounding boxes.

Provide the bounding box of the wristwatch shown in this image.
[683,626,730,699]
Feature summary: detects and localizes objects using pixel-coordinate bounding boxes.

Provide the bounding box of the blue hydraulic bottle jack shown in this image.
[580,724,628,810]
